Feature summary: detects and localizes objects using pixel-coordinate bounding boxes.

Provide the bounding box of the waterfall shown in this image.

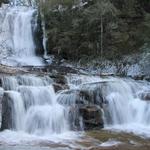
[10,0,36,7]
[1,75,69,135]
[65,74,150,136]
[102,78,150,135]
[41,13,53,63]
[0,73,150,146]
[41,15,48,58]
[0,0,43,66]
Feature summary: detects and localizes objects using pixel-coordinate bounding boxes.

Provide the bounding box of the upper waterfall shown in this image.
[0,0,43,66]
[10,0,36,7]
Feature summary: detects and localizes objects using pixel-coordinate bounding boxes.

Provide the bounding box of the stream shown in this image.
[0,0,150,150]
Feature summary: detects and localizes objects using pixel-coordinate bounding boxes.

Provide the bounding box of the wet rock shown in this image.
[1,92,14,130]
[51,74,67,85]
[80,81,110,106]
[79,105,104,130]
[137,75,150,81]
[132,75,145,80]
[0,87,4,124]
[0,77,2,87]
[79,90,92,104]
[139,92,150,101]
[57,89,87,106]
[46,65,77,74]
[58,88,104,130]
[144,76,150,82]
[57,81,114,130]
[53,83,69,92]
[68,105,104,131]
[0,88,4,107]
[50,74,70,92]
[79,88,104,106]
[0,65,28,75]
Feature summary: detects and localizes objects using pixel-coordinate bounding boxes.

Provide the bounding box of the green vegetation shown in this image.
[39,0,150,61]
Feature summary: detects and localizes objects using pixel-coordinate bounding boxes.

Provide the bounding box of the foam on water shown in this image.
[0,130,79,146]
[99,139,122,147]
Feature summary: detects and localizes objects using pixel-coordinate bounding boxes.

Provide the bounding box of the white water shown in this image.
[1,75,71,136]
[66,74,150,137]
[10,0,36,7]
[0,0,149,148]
[0,0,43,66]
[99,139,122,147]
[0,73,150,148]
[0,75,83,148]
[102,78,150,137]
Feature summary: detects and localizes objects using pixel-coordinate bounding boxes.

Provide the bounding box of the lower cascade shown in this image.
[1,75,69,135]
[65,75,150,136]
[1,74,150,137]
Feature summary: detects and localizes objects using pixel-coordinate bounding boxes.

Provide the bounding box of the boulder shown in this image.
[80,81,110,106]
[57,81,112,130]
[144,76,150,82]
[139,92,150,101]
[79,105,104,130]
[51,74,67,85]
[68,105,104,131]
[1,92,15,130]
[53,83,69,92]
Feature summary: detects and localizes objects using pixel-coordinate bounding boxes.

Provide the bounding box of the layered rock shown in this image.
[79,105,104,130]
[139,91,150,101]
[1,92,15,130]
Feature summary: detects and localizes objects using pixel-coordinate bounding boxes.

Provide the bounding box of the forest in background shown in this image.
[38,0,150,63]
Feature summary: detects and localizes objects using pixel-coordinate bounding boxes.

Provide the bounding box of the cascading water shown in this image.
[0,0,43,66]
[10,0,36,7]
[0,0,149,149]
[0,72,150,148]
[65,74,150,137]
[1,75,69,135]
[102,78,150,136]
